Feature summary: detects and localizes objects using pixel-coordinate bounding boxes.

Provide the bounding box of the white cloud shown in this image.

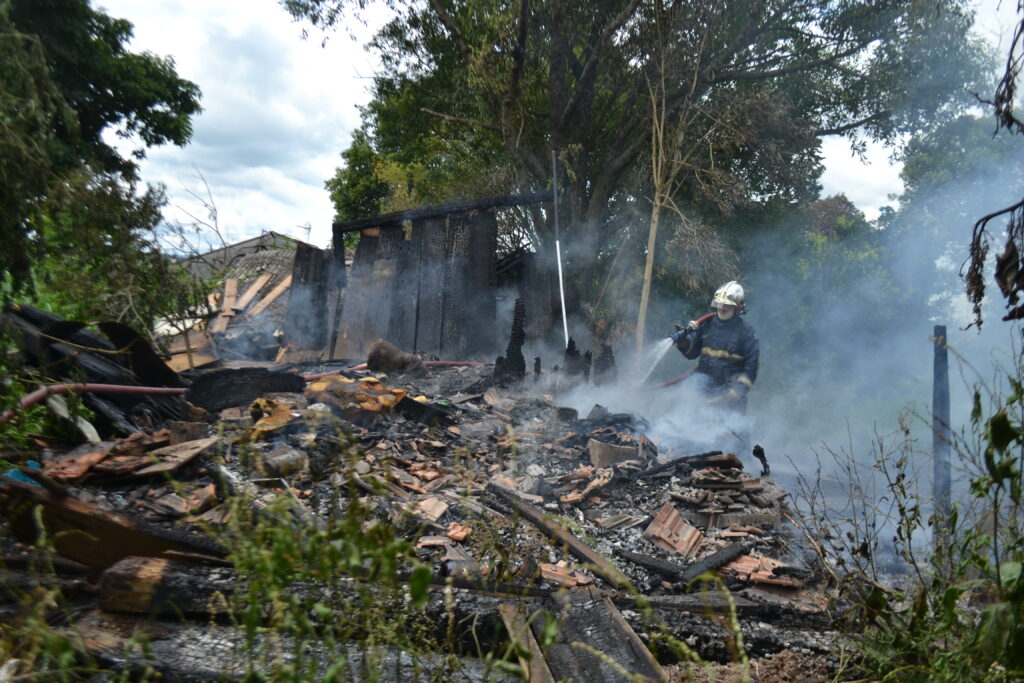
[98,0,388,247]
[818,137,904,220]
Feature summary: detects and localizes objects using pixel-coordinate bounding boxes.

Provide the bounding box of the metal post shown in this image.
[933,325,951,539]
[552,150,569,349]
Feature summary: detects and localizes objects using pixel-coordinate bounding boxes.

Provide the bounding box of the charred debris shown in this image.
[0,197,838,680]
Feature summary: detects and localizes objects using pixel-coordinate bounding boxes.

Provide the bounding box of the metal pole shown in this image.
[933,325,951,540]
[552,150,569,348]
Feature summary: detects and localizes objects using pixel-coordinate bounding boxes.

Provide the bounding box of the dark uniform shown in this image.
[676,314,759,409]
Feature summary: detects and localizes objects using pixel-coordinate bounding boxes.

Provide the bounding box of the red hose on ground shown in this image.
[0,383,186,428]
[643,367,698,390]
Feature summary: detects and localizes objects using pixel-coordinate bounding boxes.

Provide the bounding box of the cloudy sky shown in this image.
[100,0,1018,249]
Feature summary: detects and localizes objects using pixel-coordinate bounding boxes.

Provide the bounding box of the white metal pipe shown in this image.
[555,239,569,348]
[552,150,569,349]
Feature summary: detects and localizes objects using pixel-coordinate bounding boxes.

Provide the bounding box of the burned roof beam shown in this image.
[332,191,555,234]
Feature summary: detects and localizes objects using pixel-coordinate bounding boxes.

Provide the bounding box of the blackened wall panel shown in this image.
[385,220,421,351]
[413,216,449,355]
[283,242,330,351]
[463,209,498,357]
[333,231,381,359]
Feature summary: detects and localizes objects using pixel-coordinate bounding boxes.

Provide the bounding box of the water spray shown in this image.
[636,312,716,386]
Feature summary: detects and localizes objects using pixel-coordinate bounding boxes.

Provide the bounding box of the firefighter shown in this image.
[670,281,759,410]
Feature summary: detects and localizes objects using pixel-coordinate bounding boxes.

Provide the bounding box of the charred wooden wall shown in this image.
[332,210,498,360]
[282,243,332,352]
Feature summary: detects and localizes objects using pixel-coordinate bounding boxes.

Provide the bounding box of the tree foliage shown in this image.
[326,128,390,223]
[289,0,987,320]
[0,0,202,310]
[0,13,75,288]
[29,168,202,335]
[6,0,201,177]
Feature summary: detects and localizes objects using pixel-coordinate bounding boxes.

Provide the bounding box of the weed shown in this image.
[791,346,1024,680]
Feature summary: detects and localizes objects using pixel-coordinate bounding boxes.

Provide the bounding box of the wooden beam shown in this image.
[210,279,239,334]
[498,604,556,683]
[540,586,665,682]
[249,275,292,317]
[0,480,225,569]
[99,556,234,616]
[133,436,220,476]
[232,273,272,312]
[332,191,554,234]
[487,482,628,587]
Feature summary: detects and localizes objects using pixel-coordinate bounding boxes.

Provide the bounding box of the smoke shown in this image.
[739,123,1024,487]
[508,116,1024,505]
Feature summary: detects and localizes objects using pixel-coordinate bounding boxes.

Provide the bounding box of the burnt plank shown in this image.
[248,274,292,318]
[97,321,184,388]
[365,258,396,347]
[463,209,497,356]
[615,549,688,580]
[382,223,418,351]
[334,232,379,358]
[332,191,554,234]
[414,216,449,356]
[498,604,557,683]
[537,586,665,682]
[521,250,557,344]
[679,542,751,587]
[488,483,628,587]
[233,273,273,312]
[440,213,468,358]
[185,367,305,414]
[99,556,234,616]
[0,480,225,570]
[283,243,331,351]
[615,591,760,616]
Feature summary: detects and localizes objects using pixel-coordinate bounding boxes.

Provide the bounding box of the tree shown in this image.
[0,13,74,288]
[326,128,391,223]
[0,0,201,298]
[6,0,201,178]
[29,167,205,338]
[288,0,986,328]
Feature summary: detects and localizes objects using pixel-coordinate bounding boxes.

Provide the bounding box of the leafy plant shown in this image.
[795,350,1024,681]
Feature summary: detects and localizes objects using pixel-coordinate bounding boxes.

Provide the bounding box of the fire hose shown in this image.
[0,383,187,428]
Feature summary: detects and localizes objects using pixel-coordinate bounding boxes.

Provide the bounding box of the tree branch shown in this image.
[558,0,643,127]
[427,0,472,61]
[420,107,502,132]
[711,42,868,83]
[815,111,886,136]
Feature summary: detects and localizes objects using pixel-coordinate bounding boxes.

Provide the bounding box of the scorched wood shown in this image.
[0,479,225,569]
[487,482,628,587]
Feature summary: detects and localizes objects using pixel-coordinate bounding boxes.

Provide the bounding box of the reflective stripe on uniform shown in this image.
[701,347,744,361]
[735,374,753,387]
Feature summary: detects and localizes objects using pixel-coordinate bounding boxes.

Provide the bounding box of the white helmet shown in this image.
[711,281,745,310]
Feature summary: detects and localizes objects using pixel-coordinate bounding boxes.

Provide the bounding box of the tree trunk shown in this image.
[636,202,661,356]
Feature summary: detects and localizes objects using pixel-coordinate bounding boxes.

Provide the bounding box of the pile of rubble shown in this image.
[0,307,840,680]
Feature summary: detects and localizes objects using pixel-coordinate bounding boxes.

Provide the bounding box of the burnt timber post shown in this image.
[933,324,951,544]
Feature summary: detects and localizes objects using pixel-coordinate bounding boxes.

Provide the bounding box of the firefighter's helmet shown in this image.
[711,281,745,311]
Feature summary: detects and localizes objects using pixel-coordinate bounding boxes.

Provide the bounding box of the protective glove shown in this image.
[724,378,751,405]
